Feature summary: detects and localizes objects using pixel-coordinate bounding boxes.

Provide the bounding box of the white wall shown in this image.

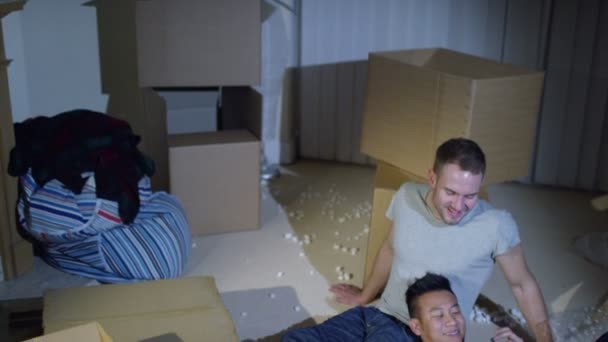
[258,0,299,164]
[4,0,107,122]
[301,0,449,66]
[300,0,543,68]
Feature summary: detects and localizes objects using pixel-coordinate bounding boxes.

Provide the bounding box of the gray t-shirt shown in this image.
[377,182,520,323]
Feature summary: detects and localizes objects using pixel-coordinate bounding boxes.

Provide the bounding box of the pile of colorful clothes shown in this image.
[9,109,190,283]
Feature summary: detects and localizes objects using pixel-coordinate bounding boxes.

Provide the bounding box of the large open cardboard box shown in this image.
[169,130,261,235]
[361,48,545,185]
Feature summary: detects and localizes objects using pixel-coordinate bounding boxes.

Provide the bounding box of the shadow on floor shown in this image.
[242,317,319,342]
[221,285,331,341]
[0,297,43,342]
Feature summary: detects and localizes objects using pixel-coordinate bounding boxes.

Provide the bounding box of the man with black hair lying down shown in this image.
[406,273,522,342]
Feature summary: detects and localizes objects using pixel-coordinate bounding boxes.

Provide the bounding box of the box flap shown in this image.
[25,322,113,342]
[168,129,258,147]
[425,48,540,79]
[44,277,224,320]
[375,47,541,79]
[373,48,436,67]
[43,276,239,341]
[374,161,426,190]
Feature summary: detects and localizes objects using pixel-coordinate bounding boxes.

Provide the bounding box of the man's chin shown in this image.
[443,215,463,225]
[442,330,463,340]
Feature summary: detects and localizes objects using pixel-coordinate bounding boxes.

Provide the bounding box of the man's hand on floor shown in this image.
[330,283,366,306]
[492,327,523,342]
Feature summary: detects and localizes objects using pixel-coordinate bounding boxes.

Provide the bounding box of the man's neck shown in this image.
[424,189,443,222]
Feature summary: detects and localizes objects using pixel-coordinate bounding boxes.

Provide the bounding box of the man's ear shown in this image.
[408,318,423,336]
[427,168,437,188]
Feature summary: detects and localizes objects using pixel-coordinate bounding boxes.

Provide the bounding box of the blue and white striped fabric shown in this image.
[17,171,191,283]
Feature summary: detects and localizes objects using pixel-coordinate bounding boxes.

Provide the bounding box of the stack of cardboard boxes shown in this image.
[149,0,264,236]
[360,48,545,284]
[94,0,263,236]
[27,1,262,341]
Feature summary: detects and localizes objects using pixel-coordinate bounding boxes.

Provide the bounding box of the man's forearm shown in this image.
[530,320,553,342]
[360,238,393,303]
[512,280,553,342]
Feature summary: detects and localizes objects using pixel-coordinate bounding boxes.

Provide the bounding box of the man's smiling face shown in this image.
[428,163,483,224]
[408,289,466,342]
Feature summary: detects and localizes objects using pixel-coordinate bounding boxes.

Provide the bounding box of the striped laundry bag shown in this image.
[17,170,191,283]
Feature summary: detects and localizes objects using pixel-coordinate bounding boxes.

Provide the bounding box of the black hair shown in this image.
[406,273,455,319]
[433,138,486,176]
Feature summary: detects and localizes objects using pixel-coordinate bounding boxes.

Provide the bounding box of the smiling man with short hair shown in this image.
[406,273,522,342]
[406,273,466,342]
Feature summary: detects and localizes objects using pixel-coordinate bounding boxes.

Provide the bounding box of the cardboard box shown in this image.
[92,0,170,192]
[169,130,260,235]
[43,276,239,342]
[0,0,33,281]
[221,86,262,138]
[364,162,426,284]
[364,161,489,285]
[361,48,545,185]
[135,0,261,87]
[106,88,169,192]
[25,322,113,342]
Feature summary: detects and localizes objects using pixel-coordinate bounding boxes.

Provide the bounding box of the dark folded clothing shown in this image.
[8,109,155,223]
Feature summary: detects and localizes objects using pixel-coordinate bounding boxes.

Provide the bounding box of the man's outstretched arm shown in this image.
[497,244,553,342]
[330,225,395,305]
